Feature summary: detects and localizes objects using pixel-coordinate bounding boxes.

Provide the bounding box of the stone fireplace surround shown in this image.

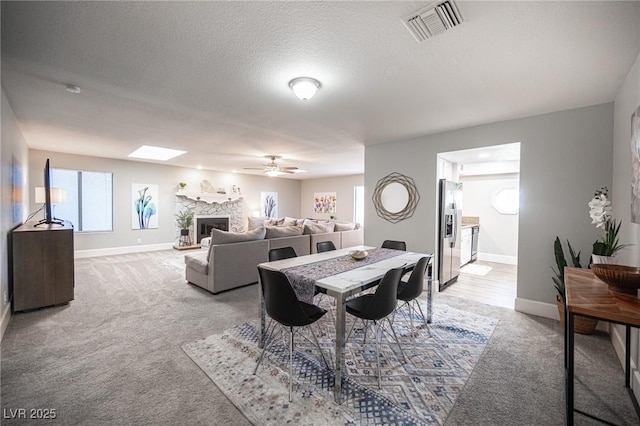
[175,194,244,244]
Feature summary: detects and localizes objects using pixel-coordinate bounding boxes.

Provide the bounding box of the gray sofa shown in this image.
[184,227,363,294]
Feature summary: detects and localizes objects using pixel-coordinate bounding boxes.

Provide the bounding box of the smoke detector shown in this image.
[403,0,464,43]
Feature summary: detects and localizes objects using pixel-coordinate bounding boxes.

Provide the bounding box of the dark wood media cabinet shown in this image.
[12,221,74,312]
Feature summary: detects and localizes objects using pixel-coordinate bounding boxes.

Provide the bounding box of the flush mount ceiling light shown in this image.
[288,77,321,100]
[65,84,81,94]
[128,145,186,161]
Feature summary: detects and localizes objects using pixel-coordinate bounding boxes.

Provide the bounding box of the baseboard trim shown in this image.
[515,297,609,332]
[514,297,558,320]
[75,243,175,258]
[1,302,11,342]
[477,253,518,265]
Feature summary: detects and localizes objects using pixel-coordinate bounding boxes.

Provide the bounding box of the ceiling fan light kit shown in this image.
[243,155,301,177]
[288,77,321,100]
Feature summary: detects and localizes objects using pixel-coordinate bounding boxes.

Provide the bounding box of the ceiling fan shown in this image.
[243,155,300,177]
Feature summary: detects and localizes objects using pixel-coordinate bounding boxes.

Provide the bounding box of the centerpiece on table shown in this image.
[588,187,631,264]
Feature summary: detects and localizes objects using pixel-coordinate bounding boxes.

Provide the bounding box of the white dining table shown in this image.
[258,245,432,404]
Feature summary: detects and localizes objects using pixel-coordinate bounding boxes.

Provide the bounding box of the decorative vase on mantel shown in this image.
[591,254,618,265]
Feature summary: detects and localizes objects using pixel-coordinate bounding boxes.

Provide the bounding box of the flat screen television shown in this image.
[35,159,64,227]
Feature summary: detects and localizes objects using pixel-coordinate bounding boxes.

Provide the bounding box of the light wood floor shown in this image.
[439,260,517,309]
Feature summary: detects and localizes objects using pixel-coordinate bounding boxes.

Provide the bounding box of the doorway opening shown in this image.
[435,142,520,309]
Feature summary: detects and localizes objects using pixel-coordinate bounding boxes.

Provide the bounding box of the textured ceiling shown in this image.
[2,1,639,179]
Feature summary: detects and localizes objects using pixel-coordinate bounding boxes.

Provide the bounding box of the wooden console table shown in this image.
[564,267,640,424]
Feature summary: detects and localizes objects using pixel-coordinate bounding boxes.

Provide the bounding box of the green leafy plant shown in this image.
[551,237,582,300]
[175,209,193,230]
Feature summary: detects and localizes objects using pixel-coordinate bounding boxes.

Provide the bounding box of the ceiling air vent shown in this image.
[403,0,464,43]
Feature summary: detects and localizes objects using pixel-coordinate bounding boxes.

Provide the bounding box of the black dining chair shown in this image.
[316,241,337,253]
[345,267,406,389]
[269,246,297,261]
[254,267,330,402]
[269,246,330,307]
[381,240,407,251]
[394,257,431,337]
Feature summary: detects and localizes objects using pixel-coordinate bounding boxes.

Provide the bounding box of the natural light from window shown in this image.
[354,186,364,226]
[51,168,113,231]
[491,187,519,215]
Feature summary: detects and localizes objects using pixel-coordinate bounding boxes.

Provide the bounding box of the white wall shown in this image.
[365,103,613,307]
[300,174,363,222]
[29,150,302,252]
[612,50,640,403]
[460,173,519,260]
[1,90,30,339]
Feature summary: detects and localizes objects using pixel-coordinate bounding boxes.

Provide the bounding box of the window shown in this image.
[354,186,364,226]
[51,168,113,232]
[491,186,519,215]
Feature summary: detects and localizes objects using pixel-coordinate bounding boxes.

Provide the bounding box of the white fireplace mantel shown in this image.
[175,192,243,204]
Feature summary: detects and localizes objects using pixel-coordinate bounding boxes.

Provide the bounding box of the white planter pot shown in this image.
[591,254,618,265]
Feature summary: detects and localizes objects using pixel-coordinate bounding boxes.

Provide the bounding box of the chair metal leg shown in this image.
[346,316,359,342]
[408,303,415,335]
[384,317,407,364]
[413,300,431,336]
[289,326,294,402]
[309,324,331,369]
[254,320,278,375]
[376,321,382,389]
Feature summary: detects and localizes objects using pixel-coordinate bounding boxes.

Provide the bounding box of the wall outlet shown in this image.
[137,238,142,245]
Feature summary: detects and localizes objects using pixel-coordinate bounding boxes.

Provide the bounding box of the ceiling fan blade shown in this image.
[280,167,299,170]
[243,167,265,170]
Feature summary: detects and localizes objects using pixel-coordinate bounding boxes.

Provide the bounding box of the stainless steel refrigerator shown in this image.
[438,179,463,291]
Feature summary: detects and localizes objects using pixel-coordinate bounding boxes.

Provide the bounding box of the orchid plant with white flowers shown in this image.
[589,187,631,256]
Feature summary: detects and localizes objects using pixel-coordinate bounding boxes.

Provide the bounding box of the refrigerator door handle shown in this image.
[451,202,458,247]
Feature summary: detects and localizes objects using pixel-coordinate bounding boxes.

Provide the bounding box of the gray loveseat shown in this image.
[184,220,363,294]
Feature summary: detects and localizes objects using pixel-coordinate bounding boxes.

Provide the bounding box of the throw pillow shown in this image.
[301,219,317,228]
[208,226,267,259]
[210,227,266,245]
[264,217,285,227]
[303,222,336,235]
[283,216,300,226]
[265,225,304,239]
[247,217,268,230]
[333,221,356,231]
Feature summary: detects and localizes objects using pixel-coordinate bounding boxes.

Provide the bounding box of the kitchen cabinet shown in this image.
[471,225,479,261]
[460,227,472,266]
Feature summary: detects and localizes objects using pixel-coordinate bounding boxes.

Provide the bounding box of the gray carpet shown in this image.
[1,250,638,425]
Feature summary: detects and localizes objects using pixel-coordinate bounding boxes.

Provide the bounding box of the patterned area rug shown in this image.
[183,301,498,425]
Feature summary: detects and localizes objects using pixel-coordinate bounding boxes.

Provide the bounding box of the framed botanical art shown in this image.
[260,192,278,218]
[132,183,158,229]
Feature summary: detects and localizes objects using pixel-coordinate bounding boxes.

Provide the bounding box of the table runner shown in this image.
[282,248,404,302]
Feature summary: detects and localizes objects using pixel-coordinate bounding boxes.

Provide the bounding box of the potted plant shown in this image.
[589,187,632,263]
[551,237,598,334]
[175,209,193,236]
[178,182,187,192]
